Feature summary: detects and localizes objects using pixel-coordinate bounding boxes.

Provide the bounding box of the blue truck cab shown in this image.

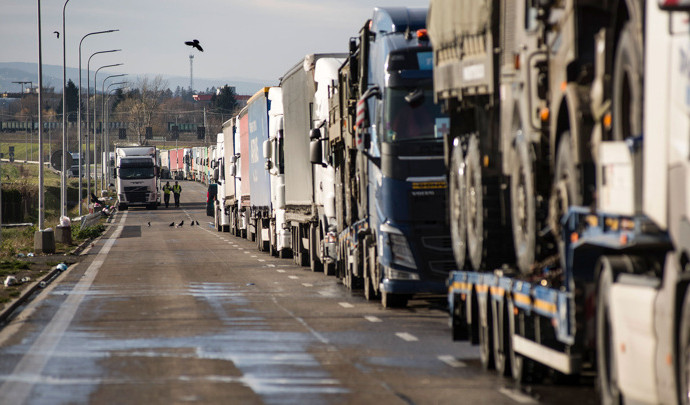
[336,7,455,307]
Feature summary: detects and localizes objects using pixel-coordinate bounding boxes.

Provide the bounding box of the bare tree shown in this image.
[113,76,169,145]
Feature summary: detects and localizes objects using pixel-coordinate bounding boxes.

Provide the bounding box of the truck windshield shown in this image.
[384,87,444,142]
[119,167,155,180]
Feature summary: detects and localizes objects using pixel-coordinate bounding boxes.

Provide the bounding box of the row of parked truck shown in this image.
[151,2,690,403]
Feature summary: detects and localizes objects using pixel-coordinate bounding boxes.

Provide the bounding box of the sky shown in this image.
[1,0,430,88]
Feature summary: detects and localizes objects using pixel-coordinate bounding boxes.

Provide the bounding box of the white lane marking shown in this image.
[338,302,354,309]
[498,388,538,404]
[395,332,419,342]
[277,269,286,273]
[302,283,313,287]
[244,251,250,254]
[266,264,275,268]
[288,275,299,280]
[364,316,382,323]
[258,259,265,262]
[437,355,466,368]
[0,212,128,404]
[251,255,257,258]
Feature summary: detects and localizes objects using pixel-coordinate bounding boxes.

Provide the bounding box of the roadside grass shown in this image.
[0,161,111,310]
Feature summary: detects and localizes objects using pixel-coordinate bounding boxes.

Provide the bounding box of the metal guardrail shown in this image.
[80,212,102,230]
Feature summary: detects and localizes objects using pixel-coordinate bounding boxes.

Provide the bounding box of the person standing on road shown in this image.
[172,181,182,208]
[163,181,172,208]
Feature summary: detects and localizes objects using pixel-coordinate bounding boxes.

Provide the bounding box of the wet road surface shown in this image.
[0,181,598,404]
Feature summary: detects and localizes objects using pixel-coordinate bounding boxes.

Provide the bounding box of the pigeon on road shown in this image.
[147,222,151,227]
[195,220,200,226]
[177,220,184,228]
[191,221,195,227]
[184,39,203,52]
[169,222,175,227]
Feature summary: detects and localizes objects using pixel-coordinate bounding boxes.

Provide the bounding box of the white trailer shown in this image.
[214,121,236,232]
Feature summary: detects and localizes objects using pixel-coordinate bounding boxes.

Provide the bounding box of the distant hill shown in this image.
[0,62,271,96]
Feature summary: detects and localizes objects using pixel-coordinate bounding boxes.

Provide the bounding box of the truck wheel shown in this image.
[215,210,221,232]
[256,219,263,251]
[449,143,467,270]
[450,294,469,341]
[309,223,323,272]
[596,257,623,405]
[363,237,379,301]
[549,132,581,244]
[678,282,690,405]
[510,133,536,275]
[269,222,276,257]
[612,22,643,142]
[465,135,506,271]
[382,291,408,308]
[478,296,495,370]
[492,296,511,376]
[508,296,542,383]
[298,225,309,267]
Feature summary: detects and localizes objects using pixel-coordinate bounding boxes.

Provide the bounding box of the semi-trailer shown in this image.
[270,54,345,269]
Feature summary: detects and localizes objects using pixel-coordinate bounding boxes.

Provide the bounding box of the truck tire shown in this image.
[612,22,643,142]
[478,295,495,370]
[309,223,323,272]
[450,294,469,341]
[510,134,536,275]
[363,237,379,301]
[678,281,690,404]
[549,132,581,244]
[465,135,507,271]
[507,295,543,383]
[296,225,309,267]
[449,143,467,270]
[382,291,408,309]
[596,256,623,405]
[491,296,511,376]
[269,222,276,257]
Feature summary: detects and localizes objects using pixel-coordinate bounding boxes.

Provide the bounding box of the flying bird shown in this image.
[184,39,203,52]
[53,31,59,38]
[169,222,175,227]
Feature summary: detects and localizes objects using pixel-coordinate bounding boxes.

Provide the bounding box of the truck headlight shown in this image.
[384,266,420,280]
[389,233,417,269]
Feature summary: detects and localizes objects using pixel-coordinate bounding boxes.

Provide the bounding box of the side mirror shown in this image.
[213,168,219,182]
[231,153,239,163]
[263,139,272,159]
[229,163,237,177]
[310,139,322,165]
[310,128,322,140]
[265,160,273,171]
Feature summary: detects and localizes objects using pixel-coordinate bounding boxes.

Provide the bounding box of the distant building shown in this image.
[192,94,213,102]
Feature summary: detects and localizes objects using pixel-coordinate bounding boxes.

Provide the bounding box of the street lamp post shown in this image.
[104,82,126,189]
[94,63,123,195]
[60,0,70,221]
[78,30,118,215]
[86,50,120,196]
[101,74,126,190]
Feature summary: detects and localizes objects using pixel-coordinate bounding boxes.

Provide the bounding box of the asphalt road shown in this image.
[0,181,598,404]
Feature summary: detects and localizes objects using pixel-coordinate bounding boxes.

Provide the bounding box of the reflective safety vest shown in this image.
[163,185,172,194]
[172,184,182,194]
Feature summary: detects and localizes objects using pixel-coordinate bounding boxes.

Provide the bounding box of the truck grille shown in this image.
[124,186,149,193]
[125,192,148,203]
